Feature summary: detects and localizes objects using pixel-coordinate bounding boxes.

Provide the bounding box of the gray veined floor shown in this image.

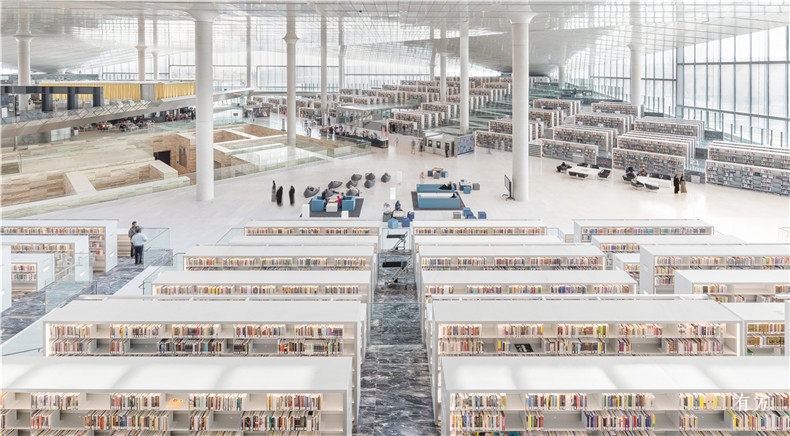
[8,121,790,435]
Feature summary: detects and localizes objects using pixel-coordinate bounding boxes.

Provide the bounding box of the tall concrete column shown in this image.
[459,20,469,135]
[15,7,32,112]
[510,13,537,202]
[137,16,146,81]
[284,15,298,146]
[439,27,447,103]
[191,9,218,202]
[338,17,346,90]
[320,15,327,124]
[428,28,436,80]
[557,65,565,89]
[246,16,253,88]
[629,43,643,107]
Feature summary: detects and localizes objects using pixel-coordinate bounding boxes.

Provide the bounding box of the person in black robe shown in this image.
[673,175,680,194]
[289,185,295,206]
[276,186,284,205]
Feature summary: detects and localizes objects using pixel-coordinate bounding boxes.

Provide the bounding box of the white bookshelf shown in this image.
[417,245,605,271]
[706,159,790,197]
[529,108,563,128]
[674,269,790,303]
[552,125,617,152]
[4,235,92,282]
[575,113,632,134]
[9,253,55,293]
[0,219,118,273]
[440,355,790,435]
[617,131,696,160]
[612,147,687,177]
[2,355,353,435]
[573,219,714,243]
[411,220,547,237]
[612,252,641,283]
[430,299,746,424]
[635,117,705,141]
[590,234,743,267]
[1,245,10,312]
[229,234,380,249]
[591,101,645,118]
[244,220,380,237]
[532,98,581,116]
[640,244,790,294]
[474,130,513,152]
[541,139,599,165]
[708,141,790,171]
[413,235,562,247]
[182,245,376,272]
[722,302,787,357]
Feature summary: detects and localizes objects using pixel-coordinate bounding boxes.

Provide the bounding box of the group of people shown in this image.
[673,174,688,194]
[272,181,296,206]
[127,221,147,265]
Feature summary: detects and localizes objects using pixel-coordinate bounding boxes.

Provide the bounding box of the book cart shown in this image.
[429,298,747,424]
[41,298,364,423]
[2,355,354,435]
[440,355,789,435]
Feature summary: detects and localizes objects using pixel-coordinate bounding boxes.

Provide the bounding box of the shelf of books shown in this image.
[573,219,714,243]
[574,113,632,134]
[417,245,605,272]
[635,117,705,142]
[488,118,512,135]
[1,245,10,312]
[612,147,686,177]
[532,98,581,116]
[4,235,92,282]
[541,139,598,165]
[41,299,363,422]
[9,253,55,293]
[430,299,745,424]
[639,243,790,294]
[708,141,790,171]
[1,355,353,435]
[181,245,375,273]
[529,109,563,128]
[706,159,790,197]
[590,234,743,267]
[228,234,380,252]
[421,102,458,119]
[243,220,381,237]
[440,355,789,435]
[552,125,617,152]
[386,119,418,136]
[617,131,696,161]
[591,101,645,118]
[0,220,118,273]
[413,235,562,249]
[411,220,547,237]
[474,131,513,152]
[612,253,641,283]
[722,302,788,356]
[674,269,790,303]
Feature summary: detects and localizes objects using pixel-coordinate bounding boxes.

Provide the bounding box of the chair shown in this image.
[472,183,480,190]
[380,173,391,183]
[365,173,376,180]
[328,180,343,189]
[578,162,589,167]
[631,179,645,189]
[364,179,375,188]
[310,197,325,212]
[477,211,487,219]
[303,186,320,198]
[622,173,636,182]
[346,180,357,188]
[401,217,411,228]
[427,170,433,177]
[452,211,462,219]
[645,183,660,191]
[576,173,589,179]
[590,164,599,169]
[597,169,611,180]
[407,211,415,220]
[462,186,471,194]
[341,197,356,211]
[351,173,362,181]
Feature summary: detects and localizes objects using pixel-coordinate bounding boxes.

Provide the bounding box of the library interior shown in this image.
[1,1,790,435]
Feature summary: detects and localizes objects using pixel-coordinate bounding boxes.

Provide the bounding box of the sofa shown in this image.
[416,183,456,193]
[417,192,461,209]
[341,196,356,211]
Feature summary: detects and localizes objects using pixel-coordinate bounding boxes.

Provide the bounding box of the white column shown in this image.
[511,13,537,202]
[320,15,327,124]
[192,10,217,202]
[338,17,345,90]
[151,19,159,81]
[459,21,470,135]
[15,8,32,112]
[557,65,565,89]
[246,16,253,88]
[439,27,447,103]
[785,300,789,357]
[428,28,436,80]
[629,43,643,107]
[137,16,146,81]
[285,15,298,146]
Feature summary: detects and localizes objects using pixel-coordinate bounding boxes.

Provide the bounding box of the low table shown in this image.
[567,166,598,179]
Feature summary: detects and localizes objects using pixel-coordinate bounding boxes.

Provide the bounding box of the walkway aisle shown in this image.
[354,252,439,436]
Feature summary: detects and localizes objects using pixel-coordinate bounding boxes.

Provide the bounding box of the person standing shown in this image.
[289,185,295,206]
[680,175,687,193]
[673,175,680,194]
[445,143,450,158]
[276,186,284,206]
[127,221,141,258]
[411,139,416,154]
[130,227,148,265]
[271,181,277,202]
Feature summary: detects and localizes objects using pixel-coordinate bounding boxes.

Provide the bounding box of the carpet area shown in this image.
[309,198,365,217]
[409,191,465,211]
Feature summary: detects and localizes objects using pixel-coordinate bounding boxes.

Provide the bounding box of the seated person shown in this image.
[626,166,635,174]
[639,168,648,177]
[394,200,401,211]
[556,161,570,172]
[438,181,453,190]
[383,202,393,214]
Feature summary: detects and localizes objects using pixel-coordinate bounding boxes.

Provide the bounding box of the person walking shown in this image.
[673,175,680,194]
[271,181,277,202]
[127,221,141,258]
[680,175,687,193]
[130,227,148,265]
[289,185,295,206]
[411,139,416,154]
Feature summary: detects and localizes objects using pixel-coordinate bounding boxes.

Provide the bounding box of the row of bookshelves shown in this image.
[425,284,632,295]
[529,109,563,128]
[590,102,645,118]
[152,284,361,296]
[617,132,695,160]
[541,139,598,165]
[574,219,714,243]
[532,99,581,116]
[574,113,632,134]
[635,118,704,141]
[612,148,686,178]
[706,160,790,197]
[552,125,617,151]
[474,131,513,153]
[49,324,347,340]
[708,141,790,171]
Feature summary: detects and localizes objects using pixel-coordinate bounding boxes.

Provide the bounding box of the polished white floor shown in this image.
[28,126,790,252]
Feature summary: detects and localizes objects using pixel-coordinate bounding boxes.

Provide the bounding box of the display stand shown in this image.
[640,243,790,294]
[674,269,790,303]
[440,355,789,435]
[429,299,745,423]
[0,219,118,273]
[572,218,713,243]
[2,355,354,436]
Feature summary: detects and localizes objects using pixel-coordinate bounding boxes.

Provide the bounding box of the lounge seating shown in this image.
[569,171,579,177]
[351,173,362,181]
[645,183,660,191]
[310,197,325,211]
[380,173,391,183]
[417,192,461,209]
[622,173,636,182]
[417,183,455,193]
[346,180,357,188]
[597,169,611,180]
[328,180,343,189]
[346,187,359,196]
[364,179,375,188]
[576,173,589,179]
[590,164,599,169]
[578,162,588,167]
[631,179,645,189]
[304,186,320,198]
[365,173,375,180]
[341,197,356,211]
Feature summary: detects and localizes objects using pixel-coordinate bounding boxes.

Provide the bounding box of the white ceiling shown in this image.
[1,0,788,77]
